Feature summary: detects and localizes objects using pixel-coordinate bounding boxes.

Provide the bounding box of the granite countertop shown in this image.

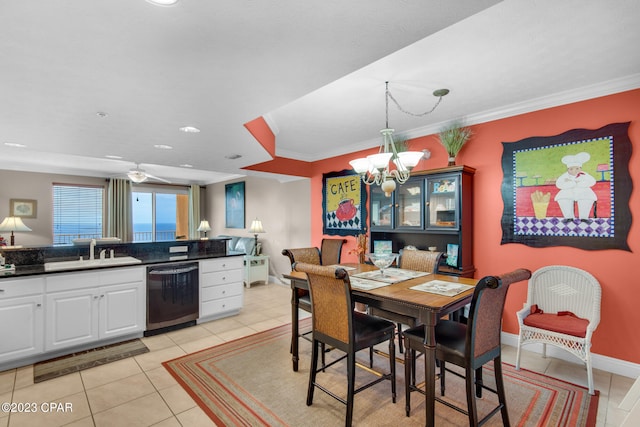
[0,252,244,279]
[0,238,242,280]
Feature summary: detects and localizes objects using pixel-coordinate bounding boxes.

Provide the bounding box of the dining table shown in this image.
[283,262,477,427]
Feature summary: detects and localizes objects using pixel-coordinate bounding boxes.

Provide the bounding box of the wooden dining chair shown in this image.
[294,262,396,427]
[282,247,323,367]
[403,268,531,426]
[369,249,443,353]
[320,238,347,265]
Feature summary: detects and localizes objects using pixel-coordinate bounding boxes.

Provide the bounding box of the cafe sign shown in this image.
[322,170,368,236]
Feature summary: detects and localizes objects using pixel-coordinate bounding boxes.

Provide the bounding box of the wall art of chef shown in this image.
[500,122,631,251]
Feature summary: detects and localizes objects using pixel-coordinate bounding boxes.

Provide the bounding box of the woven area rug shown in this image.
[163,321,598,426]
[34,338,149,383]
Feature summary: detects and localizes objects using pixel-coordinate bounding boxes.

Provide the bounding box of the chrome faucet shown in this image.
[89,239,97,260]
[100,249,106,260]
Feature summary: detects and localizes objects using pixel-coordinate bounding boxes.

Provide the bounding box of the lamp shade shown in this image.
[0,216,32,246]
[197,220,211,232]
[0,216,32,232]
[249,219,265,234]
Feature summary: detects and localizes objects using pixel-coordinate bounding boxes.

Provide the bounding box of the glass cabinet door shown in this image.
[370,185,394,229]
[395,179,423,229]
[426,174,459,230]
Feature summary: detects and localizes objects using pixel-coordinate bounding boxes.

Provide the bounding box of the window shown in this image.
[132,185,189,242]
[53,184,104,245]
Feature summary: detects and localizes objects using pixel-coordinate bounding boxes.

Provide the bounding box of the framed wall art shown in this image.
[225,181,245,229]
[500,122,631,251]
[322,170,368,237]
[10,199,37,218]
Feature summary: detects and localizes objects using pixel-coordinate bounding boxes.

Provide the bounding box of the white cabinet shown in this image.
[199,257,244,322]
[244,255,269,288]
[0,277,45,364]
[45,267,144,351]
[99,268,145,339]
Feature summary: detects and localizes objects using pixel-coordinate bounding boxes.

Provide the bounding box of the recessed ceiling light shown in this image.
[105,155,123,159]
[4,142,27,148]
[225,154,242,160]
[180,164,193,168]
[179,126,200,133]
[153,144,173,150]
[146,0,179,6]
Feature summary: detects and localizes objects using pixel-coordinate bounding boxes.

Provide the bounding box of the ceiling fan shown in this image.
[126,163,171,184]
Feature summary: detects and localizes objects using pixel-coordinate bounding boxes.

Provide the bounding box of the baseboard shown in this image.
[502,331,640,379]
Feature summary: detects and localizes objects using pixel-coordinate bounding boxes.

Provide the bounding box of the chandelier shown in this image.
[349,81,449,196]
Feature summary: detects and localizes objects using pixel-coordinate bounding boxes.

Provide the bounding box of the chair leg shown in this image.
[515,337,522,370]
[586,352,595,395]
[389,333,396,403]
[397,323,404,353]
[346,352,356,427]
[465,365,479,426]
[494,357,511,427]
[475,367,483,398]
[404,346,413,416]
[307,340,319,406]
[440,360,446,396]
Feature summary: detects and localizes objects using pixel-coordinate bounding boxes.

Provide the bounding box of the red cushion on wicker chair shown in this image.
[523,312,588,338]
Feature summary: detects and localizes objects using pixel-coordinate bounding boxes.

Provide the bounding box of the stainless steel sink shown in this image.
[44,256,142,272]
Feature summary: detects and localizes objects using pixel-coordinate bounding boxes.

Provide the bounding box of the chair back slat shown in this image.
[399,249,443,273]
[528,265,601,325]
[469,269,531,359]
[294,263,351,344]
[281,247,321,268]
[320,238,346,265]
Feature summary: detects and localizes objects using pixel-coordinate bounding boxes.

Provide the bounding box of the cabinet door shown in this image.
[99,281,145,339]
[0,295,44,362]
[370,185,394,229]
[395,179,423,229]
[45,288,99,351]
[426,173,460,231]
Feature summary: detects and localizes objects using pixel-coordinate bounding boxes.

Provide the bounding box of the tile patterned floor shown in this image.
[0,282,634,426]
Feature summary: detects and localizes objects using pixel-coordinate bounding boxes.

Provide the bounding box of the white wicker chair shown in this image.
[515,265,601,394]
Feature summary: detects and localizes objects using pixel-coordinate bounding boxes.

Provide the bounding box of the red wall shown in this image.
[308,89,640,364]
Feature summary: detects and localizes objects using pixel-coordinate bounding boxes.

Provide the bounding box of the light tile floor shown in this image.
[0,282,634,426]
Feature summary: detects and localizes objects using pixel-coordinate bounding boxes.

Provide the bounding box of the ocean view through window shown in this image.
[132,188,189,242]
[53,184,104,245]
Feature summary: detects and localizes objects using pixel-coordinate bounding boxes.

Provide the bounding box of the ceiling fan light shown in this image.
[146,0,179,6]
[128,171,148,183]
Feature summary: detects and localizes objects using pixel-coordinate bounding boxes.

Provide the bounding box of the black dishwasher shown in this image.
[145,262,199,336]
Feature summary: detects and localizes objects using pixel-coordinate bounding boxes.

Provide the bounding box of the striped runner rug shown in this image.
[163,321,598,426]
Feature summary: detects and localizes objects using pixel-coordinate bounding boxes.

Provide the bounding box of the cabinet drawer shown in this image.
[200,257,243,273]
[201,269,243,286]
[46,271,96,292]
[201,295,242,315]
[201,282,243,301]
[100,267,144,286]
[0,277,45,299]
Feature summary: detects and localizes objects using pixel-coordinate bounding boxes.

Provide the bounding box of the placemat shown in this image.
[410,280,474,297]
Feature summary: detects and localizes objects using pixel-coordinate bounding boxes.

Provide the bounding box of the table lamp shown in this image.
[0,216,32,246]
[197,220,211,239]
[248,218,265,255]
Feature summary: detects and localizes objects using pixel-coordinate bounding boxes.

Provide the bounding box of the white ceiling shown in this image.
[2,0,640,185]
